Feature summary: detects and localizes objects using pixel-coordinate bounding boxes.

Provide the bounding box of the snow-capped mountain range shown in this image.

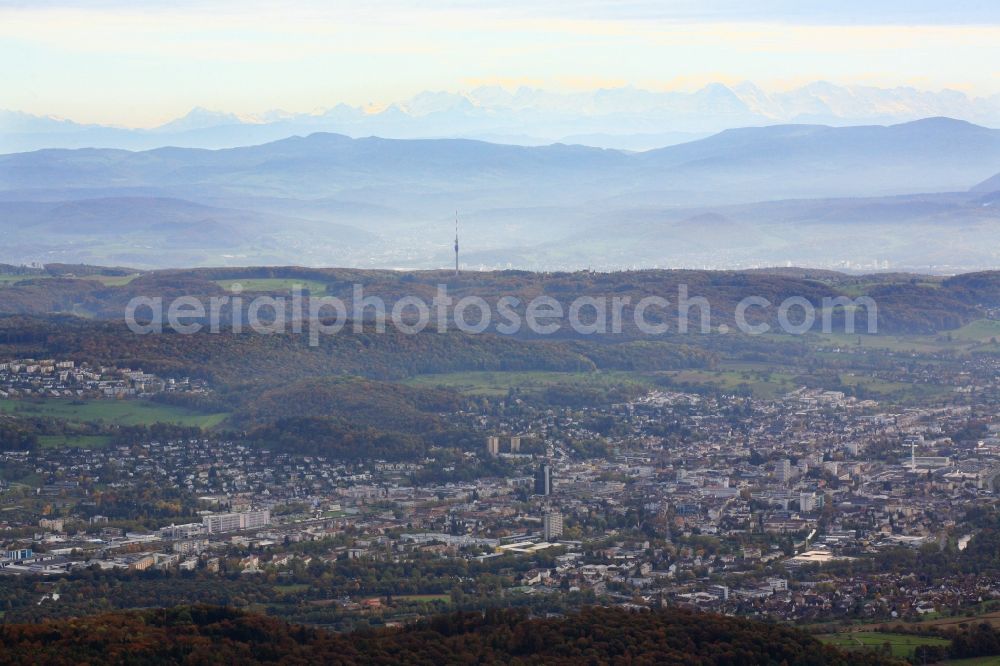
[3,81,1000,153]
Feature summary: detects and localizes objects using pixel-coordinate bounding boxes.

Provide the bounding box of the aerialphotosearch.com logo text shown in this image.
[125,283,877,346]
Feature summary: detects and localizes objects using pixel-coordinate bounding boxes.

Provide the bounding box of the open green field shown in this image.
[811,332,949,354]
[831,279,944,297]
[838,372,951,402]
[404,366,947,403]
[860,610,1000,633]
[666,368,796,398]
[0,273,139,287]
[812,319,1000,354]
[666,367,947,402]
[38,434,114,449]
[393,594,450,603]
[950,319,1000,343]
[818,631,950,658]
[82,273,141,286]
[0,274,44,285]
[213,278,328,294]
[404,370,656,396]
[0,399,229,428]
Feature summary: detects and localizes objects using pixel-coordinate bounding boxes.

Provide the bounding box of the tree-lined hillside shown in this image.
[3,265,999,334]
[0,315,714,384]
[0,605,896,665]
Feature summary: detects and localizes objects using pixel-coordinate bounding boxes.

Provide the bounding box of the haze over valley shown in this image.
[9,4,1000,663]
[2,116,1000,273]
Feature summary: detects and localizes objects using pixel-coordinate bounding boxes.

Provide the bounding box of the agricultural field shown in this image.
[81,273,141,286]
[817,631,951,658]
[665,368,797,399]
[949,319,1000,343]
[212,278,329,294]
[403,370,656,396]
[838,372,952,402]
[664,363,950,403]
[392,594,451,603]
[0,399,228,428]
[831,279,944,297]
[0,273,44,286]
[811,332,949,354]
[0,272,139,287]
[37,434,114,449]
[403,364,949,403]
[813,319,1000,354]
[868,611,1000,633]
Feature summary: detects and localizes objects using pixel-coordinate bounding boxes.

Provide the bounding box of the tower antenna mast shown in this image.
[454,211,459,276]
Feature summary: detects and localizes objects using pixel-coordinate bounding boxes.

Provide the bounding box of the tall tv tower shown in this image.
[454,211,459,276]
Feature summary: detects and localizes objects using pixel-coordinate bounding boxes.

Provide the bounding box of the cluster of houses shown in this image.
[0,358,206,399]
[2,359,999,625]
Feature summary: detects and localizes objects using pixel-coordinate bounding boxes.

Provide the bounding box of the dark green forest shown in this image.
[4,264,1000,334]
[0,605,898,665]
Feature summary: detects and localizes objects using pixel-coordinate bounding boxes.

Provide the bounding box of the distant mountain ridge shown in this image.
[3,117,996,201]
[2,117,999,271]
[4,81,999,153]
[972,171,1000,193]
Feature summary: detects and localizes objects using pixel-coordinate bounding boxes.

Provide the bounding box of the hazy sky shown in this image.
[3,0,999,127]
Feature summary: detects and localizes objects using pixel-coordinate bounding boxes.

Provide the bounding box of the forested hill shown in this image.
[0,605,896,665]
[0,315,714,384]
[2,264,999,334]
[0,315,714,458]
